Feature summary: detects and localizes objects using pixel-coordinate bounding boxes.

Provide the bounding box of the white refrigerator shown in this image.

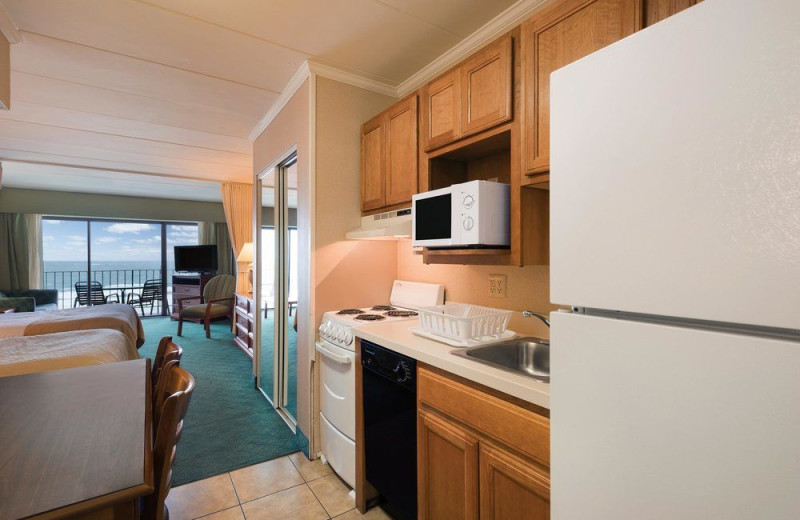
[549,0,800,518]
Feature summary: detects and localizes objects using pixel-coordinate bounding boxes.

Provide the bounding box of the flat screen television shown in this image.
[174,245,218,273]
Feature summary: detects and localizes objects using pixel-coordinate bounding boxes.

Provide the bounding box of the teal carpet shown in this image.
[139,317,307,486]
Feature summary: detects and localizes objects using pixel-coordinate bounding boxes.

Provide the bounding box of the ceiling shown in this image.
[0,0,519,204]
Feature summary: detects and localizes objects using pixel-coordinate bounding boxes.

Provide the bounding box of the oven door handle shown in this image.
[315,341,352,365]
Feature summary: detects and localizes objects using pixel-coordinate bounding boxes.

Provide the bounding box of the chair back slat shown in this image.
[141,279,162,301]
[151,336,182,396]
[74,281,105,306]
[144,365,194,520]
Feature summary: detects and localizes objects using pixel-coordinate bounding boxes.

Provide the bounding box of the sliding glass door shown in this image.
[42,217,198,314]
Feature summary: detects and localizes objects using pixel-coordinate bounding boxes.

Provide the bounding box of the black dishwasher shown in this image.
[362,340,417,520]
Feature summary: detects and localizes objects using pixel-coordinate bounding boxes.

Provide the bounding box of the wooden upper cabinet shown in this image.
[422,33,513,151]
[461,34,513,137]
[360,94,419,214]
[644,0,701,26]
[361,114,386,212]
[522,0,642,178]
[418,409,480,520]
[480,444,550,520]
[423,69,461,151]
[385,95,419,206]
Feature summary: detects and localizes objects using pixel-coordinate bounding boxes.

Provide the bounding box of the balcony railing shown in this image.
[44,269,177,316]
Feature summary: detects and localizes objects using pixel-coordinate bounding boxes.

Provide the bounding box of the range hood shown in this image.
[346,208,412,240]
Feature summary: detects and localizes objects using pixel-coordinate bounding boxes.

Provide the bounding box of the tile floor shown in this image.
[166,452,392,520]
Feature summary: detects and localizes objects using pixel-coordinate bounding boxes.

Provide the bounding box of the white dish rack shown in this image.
[416,303,513,345]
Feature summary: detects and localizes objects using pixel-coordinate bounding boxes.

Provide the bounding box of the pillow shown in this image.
[0,291,6,298]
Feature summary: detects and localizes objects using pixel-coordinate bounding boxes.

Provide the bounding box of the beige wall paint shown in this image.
[0,187,227,222]
[396,240,554,339]
[314,77,396,315]
[253,79,313,439]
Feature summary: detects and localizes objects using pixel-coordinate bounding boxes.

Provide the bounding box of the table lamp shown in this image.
[237,242,254,292]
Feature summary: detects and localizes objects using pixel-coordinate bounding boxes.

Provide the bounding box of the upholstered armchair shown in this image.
[176,275,235,339]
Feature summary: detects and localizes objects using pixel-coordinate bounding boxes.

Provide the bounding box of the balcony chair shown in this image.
[176,274,235,339]
[127,279,165,316]
[73,281,119,307]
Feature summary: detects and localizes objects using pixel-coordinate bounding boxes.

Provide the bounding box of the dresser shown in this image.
[171,273,215,320]
[234,292,255,359]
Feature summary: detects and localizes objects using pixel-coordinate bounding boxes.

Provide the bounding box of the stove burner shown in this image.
[337,309,364,315]
[355,313,386,321]
[371,305,396,311]
[384,310,418,317]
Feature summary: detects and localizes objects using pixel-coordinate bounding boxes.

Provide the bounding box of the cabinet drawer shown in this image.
[175,296,200,306]
[174,285,200,296]
[418,365,549,467]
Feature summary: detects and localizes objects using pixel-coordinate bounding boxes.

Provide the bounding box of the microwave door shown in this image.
[413,193,454,247]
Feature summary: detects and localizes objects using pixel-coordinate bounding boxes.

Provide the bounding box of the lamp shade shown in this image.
[237,242,253,263]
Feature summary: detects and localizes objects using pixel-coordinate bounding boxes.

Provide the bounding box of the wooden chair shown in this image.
[151,336,182,399]
[74,281,119,307]
[128,279,165,316]
[176,274,235,339]
[143,365,194,520]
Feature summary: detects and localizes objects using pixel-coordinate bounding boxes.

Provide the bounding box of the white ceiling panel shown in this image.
[4,0,309,91]
[0,0,522,201]
[14,33,279,120]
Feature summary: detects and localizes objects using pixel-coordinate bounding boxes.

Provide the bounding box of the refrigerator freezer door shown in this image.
[550,0,800,330]
[551,312,800,519]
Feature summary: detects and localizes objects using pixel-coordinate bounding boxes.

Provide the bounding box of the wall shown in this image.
[314,77,396,315]
[0,187,227,222]
[253,79,313,440]
[0,32,8,109]
[396,240,554,338]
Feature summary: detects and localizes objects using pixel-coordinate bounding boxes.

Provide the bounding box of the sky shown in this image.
[43,219,198,262]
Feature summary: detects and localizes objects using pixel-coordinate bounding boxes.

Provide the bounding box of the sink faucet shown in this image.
[522,310,550,327]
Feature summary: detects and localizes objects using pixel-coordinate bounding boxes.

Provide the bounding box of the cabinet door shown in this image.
[385,95,419,206]
[361,114,385,212]
[418,410,479,520]
[423,69,461,151]
[461,34,513,137]
[480,444,550,520]
[644,0,701,26]
[523,0,642,177]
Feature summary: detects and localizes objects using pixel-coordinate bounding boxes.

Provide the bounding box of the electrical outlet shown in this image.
[488,274,507,298]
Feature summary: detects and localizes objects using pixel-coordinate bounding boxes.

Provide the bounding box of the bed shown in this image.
[0,329,139,378]
[0,303,145,351]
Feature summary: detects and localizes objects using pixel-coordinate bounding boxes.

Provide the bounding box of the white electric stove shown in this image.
[316,280,444,488]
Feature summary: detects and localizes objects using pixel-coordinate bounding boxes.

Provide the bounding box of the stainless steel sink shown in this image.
[451,337,550,382]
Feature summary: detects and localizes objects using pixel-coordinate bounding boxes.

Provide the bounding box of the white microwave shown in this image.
[412,180,510,248]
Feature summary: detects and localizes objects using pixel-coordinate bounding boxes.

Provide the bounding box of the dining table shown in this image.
[0,358,153,520]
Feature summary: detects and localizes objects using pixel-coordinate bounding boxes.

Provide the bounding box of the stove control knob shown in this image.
[463,216,474,231]
[336,329,345,342]
[393,361,412,383]
[345,332,353,344]
[462,194,475,209]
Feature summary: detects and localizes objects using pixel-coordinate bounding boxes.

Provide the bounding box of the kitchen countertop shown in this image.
[354,318,550,409]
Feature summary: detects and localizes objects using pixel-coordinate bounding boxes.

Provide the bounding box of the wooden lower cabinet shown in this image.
[418,410,479,520]
[417,365,550,520]
[480,444,550,520]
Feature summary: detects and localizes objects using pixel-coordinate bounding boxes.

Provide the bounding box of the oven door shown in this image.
[412,186,459,247]
[316,339,356,440]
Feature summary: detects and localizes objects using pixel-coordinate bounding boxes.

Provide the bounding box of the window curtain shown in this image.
[220,182,253,293]
[197,221,234,277]
[26,214,43,288]
[0,213,30,290]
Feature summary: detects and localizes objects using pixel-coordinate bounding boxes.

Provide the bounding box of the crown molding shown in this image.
[0,2,21,44]
[307,60,397,97]
[248,0,552,141]
[396,0,550,96]
[249,61,311,141]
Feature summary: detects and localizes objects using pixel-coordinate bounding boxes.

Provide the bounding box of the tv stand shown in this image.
[171,273,216,320]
